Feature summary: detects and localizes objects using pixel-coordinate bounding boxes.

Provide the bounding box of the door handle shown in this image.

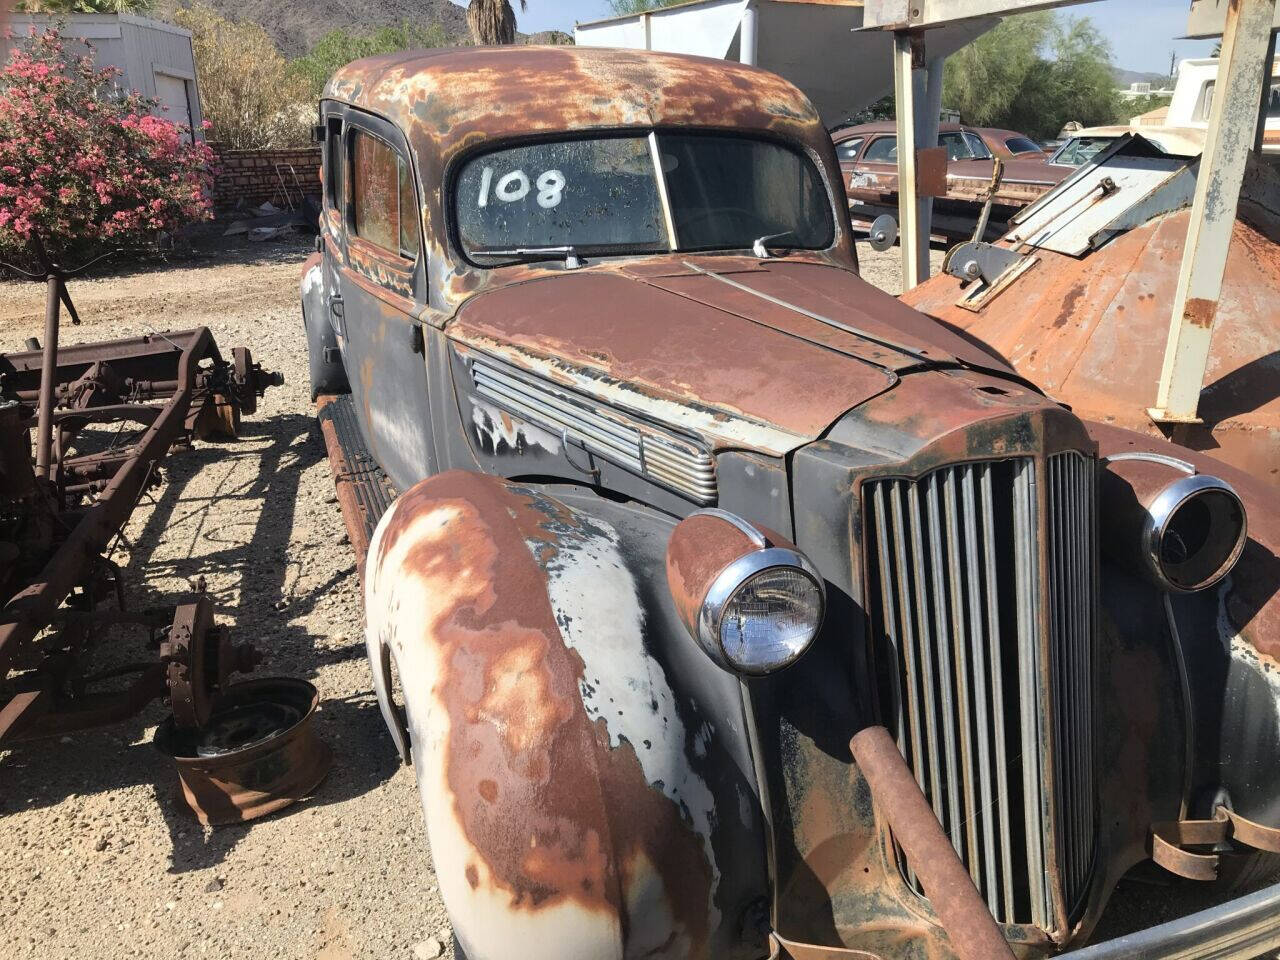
[329,294,345,338]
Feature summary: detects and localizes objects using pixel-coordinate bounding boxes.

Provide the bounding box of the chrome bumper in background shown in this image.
[1064,881,1280,959]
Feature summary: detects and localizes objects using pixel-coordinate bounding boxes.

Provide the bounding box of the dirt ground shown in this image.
[0,237,1247,960]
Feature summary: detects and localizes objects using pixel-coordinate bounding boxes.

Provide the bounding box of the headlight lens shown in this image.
[718,566,824,673]
[1145,475,1247,592]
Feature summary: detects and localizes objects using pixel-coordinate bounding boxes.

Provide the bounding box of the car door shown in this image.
[850,134,898,203]
[833,136,864,200]
[335,110,437,491]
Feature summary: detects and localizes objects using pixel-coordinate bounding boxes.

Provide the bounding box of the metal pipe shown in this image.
[739,1,758,66]
[849,725,1014,960]
[894,30,922,290]
[1150,0,1277,424]
[33,274,60,480]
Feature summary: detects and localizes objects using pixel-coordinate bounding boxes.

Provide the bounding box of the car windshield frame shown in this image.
[449,129,838,268]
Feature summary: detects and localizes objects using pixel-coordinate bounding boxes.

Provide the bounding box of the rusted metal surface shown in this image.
[448,255,1019,458]
[364,471,732,960]
[902,192,1280,487]
[849,726,1015,960]
[0,302,281,742]
[155,677,331,827]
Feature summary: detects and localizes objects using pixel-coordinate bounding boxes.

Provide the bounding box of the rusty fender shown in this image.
[301,250,349,400]
[363,471,769,960]
[1090,423,1280,858]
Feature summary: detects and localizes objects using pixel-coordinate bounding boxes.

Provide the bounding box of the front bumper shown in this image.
[1062,881,1280,959]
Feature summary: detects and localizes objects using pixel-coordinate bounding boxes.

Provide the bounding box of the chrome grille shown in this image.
[863,453,1096,928]
[469,355,717,504]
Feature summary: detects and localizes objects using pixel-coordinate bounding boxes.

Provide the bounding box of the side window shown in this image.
[939,132,969,160]
[835,138,863,162]
[350,128,417,262]
[325,117,344,214]
[862,136,897,163]
[964,132,992,159]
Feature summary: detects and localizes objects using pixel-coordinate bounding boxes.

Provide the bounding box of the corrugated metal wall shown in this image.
[1,13,202,135]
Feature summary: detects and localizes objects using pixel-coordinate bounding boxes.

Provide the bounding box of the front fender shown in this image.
[1089,422,1280,827]
[363,471,768,960]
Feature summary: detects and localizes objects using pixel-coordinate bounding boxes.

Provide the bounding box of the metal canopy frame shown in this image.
[861,0,1278,427]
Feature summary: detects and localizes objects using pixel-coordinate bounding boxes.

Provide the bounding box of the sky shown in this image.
[476,0,1218,76]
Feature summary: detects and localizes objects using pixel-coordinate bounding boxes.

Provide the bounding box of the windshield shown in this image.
[454,133,835,265]
[1049,136,1116,166]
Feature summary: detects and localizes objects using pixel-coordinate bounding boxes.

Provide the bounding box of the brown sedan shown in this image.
[833,121,1069,238]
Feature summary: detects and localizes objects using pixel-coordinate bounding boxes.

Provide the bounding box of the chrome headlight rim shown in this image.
[1142,473,1247,593]
[696,546,826,676]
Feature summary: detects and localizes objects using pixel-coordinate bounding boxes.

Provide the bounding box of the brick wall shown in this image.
[210,144,322,213]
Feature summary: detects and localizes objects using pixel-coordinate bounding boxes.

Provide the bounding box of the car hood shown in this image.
[447,257,1021,456]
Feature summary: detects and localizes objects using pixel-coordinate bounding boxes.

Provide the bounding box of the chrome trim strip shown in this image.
[1061,881,1280,959]
[1104,451,1196,474]
[680,260,934,364]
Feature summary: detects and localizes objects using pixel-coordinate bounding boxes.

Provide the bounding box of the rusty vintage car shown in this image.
[834,122,1070,240]
[300,46,1280,960]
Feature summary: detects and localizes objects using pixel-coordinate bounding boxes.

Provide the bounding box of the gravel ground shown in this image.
[0,237,1239,960]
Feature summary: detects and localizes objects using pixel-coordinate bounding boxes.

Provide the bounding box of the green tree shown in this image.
[942,13,1120,141]
[608,0,685,13]
[942,12,1053,128]
[290,22,450,98]
[467,0,525,45]
[167,1,311,148]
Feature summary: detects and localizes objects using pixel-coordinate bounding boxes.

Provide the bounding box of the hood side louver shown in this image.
[468,354,717,504]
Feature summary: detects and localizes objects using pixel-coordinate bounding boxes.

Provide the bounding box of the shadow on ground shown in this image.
[0,411,397,873]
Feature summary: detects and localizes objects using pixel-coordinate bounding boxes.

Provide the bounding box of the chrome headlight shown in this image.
[667,510,825,675]
[1103,456,1248,593]
[1144,474,1247,592]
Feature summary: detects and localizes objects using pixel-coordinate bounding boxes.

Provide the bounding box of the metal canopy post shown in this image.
[895,30,923,289]
[1149,0,1278,425]
[740,0,759,65]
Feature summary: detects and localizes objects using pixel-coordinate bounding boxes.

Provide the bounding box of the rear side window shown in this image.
[835,138,863,161]
[862,136,897,163]
[1004,136,1041,155]
[325,117,344,213]
[351,129,418,260]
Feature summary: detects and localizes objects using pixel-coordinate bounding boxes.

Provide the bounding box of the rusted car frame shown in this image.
[303,46,1280,960]
[0,263,280,743]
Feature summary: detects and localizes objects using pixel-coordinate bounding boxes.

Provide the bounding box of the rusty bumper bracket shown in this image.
[850,727,1015,960]
[1151,807,1280,880]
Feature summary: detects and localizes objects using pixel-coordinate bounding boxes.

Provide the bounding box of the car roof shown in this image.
[327,46,829,171]
[833,121,968,140]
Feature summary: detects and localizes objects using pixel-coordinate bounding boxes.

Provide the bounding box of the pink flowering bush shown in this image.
[0,26,215,266]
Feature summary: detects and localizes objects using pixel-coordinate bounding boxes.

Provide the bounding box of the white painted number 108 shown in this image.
[477,167,566,210]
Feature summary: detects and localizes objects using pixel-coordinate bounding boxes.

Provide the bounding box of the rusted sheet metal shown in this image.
[902,207,1280,487]
[448,256,1018,457]
[849,727,1014,960]
[155,677,331,827]
[365,471,723,960]
[324,47,858,310]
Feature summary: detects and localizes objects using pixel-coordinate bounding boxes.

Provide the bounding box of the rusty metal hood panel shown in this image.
[448,258,1019,456]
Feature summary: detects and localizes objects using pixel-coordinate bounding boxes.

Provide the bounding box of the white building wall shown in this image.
[1,13,203,137]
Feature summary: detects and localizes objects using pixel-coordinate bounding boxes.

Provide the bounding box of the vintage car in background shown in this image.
[300,45,1280,960]
[833,121,1068,240]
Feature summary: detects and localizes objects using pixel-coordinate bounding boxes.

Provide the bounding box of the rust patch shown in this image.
[373,472,714,947]
[1183,296,1218,329]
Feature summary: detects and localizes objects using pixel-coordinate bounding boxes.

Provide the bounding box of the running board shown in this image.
[316,394,398,578]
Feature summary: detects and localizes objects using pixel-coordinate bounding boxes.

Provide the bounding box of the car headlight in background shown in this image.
[1102,455,1247,593]
[666,509,825,675]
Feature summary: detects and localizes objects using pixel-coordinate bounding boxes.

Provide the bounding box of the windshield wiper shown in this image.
[751,231,795,259]
[471,245,583,268]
